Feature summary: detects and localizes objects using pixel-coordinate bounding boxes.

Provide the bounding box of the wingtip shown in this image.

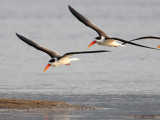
[15,32,18,36]
[15,32,20,37]
[94,50,111,53]
[68,5,73,11]
[15,33,23,39]
[104,50,111,52]
[99,50,111,53]
[68,5,73,9]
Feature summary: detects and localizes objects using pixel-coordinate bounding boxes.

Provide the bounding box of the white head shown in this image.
[95,36,105,42]
[87,36,105,48]
[43,58,58,72]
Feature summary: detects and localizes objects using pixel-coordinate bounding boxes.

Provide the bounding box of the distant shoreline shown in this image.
[0,98,96,111]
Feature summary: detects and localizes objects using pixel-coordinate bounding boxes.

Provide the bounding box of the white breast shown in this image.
[51,57,70,67]
[96,39,117,47]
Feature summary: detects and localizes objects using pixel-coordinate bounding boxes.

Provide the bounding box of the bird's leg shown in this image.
[65,63,70,66]
[114,44,122,47]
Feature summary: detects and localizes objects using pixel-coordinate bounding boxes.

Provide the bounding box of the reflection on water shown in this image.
[44,112,71,120]
[0,109,72,120]
[1,0,160,119]
[1,109,160,120]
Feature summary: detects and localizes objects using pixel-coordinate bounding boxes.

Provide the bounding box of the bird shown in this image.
[16,33,110,72]
[68,5,159,50]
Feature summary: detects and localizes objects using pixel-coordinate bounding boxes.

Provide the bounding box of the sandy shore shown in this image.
[0,98,95,111]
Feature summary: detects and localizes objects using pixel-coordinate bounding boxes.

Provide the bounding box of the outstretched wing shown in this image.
[68,5,109,38]
[16,33,61,58]
[61,50,110,58]
[131,36,160,41]
[110,37,160,50]
[122,36,160,45]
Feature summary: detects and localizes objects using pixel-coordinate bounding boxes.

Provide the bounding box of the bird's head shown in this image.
[43,58,57,72]
[87,36,105,49]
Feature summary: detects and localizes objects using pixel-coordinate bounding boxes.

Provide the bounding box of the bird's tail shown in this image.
[70,58,80,61]
[120,44,126,47]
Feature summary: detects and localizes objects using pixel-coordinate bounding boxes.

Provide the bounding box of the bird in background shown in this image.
[68,5,160,50]
[16,33,110,72]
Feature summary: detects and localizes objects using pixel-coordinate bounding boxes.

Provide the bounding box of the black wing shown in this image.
[131,36,160,41]
[122,36,160,45]
[16,33,61,58]
[62,50,110,58]
[68,5,109,38]
[110,37,159,50]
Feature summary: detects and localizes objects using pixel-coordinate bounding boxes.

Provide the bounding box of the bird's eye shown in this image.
[49,58,55,63]
[95,36,101,40]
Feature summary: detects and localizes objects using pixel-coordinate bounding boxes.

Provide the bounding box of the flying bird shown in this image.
[16,33,109,72]
[68,5,159,50]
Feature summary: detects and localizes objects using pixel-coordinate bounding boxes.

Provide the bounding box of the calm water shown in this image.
[1,0,160,119]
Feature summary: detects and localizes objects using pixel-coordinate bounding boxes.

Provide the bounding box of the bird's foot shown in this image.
[65,63,70,66]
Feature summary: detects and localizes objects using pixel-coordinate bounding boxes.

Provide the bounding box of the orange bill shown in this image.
[87,40,96,49]
[43,64,51,72]
[156,45,160,49]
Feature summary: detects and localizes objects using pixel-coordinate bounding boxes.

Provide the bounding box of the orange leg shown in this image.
[65,63,70,66]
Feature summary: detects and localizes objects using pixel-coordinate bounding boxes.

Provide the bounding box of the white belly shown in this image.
[97,39,116,47]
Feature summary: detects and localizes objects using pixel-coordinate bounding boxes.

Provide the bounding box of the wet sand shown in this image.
[0,98,95,111]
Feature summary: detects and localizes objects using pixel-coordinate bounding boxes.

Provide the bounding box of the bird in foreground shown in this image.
[68,5,159,50]
[16,33,109,72]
